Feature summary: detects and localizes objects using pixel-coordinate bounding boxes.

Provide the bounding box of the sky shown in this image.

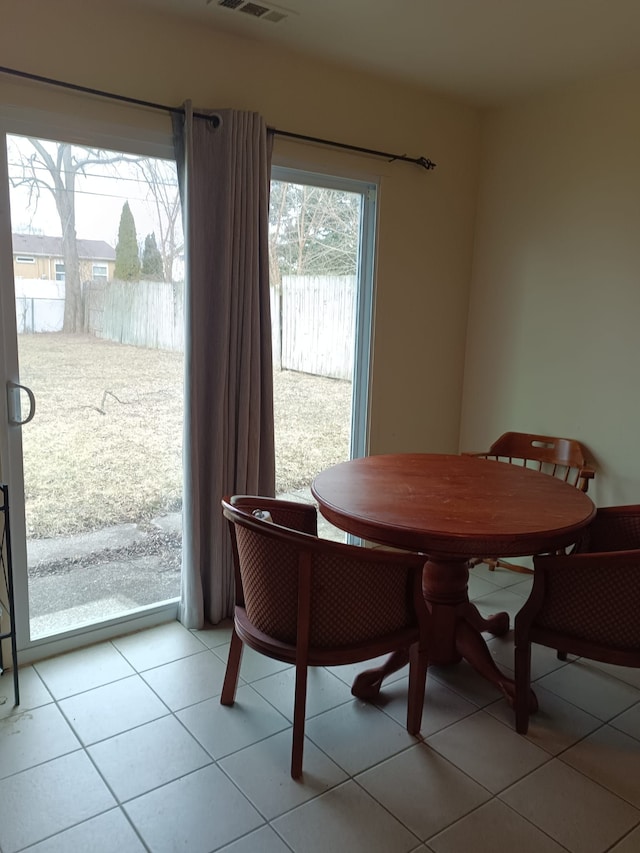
[7,134,180,250]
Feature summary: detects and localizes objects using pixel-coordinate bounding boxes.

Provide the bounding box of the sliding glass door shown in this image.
[269,168,376,539]
[0,110,182,657]
[0,112,379,659]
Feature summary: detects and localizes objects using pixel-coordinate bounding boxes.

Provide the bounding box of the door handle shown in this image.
[7,381,36,426]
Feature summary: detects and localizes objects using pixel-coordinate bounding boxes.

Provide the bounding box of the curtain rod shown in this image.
[0,65,436,171]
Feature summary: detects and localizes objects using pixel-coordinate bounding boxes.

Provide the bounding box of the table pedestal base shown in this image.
[351,556,537,712]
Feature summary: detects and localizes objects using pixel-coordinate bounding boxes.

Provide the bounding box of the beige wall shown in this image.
[1,0,481,457]
[461,72,640,505]
[13,258,43,280]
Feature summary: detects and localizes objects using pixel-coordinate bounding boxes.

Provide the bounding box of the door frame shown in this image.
[0,107,180,663]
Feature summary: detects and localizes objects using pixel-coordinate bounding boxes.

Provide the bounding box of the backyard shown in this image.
[18,333,352,539]
[15,333,351,636]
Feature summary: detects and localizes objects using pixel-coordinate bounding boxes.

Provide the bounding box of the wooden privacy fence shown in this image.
[86,280,184,352]
[85,275,354,379]
[275,275,355,380]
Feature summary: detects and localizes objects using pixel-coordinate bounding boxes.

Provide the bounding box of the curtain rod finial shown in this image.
[417,157,436,170]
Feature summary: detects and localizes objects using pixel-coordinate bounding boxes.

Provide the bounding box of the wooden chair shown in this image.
[514,505,640,734]
[578,504,640,552]
[221,495,430,779]
[466,431,595,574]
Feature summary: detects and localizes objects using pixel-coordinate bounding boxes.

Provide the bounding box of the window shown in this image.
[16,255,35,263]
[1,115,182,655]
[92,263,107,280]
[270,167,376,544]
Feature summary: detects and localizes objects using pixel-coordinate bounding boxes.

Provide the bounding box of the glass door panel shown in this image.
[3,131,184,643]
[269,169,376,541]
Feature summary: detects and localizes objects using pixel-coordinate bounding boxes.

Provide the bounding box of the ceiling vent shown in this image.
[239,3,269,17]
[263,10,287,23]
[213,0,289,23]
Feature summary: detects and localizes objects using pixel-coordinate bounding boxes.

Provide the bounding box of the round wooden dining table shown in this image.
[311,453,596,705]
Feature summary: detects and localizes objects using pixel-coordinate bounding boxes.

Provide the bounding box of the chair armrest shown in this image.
[578,467,595,492]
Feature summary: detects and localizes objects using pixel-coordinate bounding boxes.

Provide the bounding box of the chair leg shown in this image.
[514,641,531,734]
[495,559,534,575]
[291,662,309,779]
[220,628,243,706]
[406,641,428,735]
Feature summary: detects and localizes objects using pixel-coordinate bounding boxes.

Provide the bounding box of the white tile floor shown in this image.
[1,563,640,853]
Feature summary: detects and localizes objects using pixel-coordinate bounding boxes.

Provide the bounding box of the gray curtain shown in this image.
[172,103,276,628]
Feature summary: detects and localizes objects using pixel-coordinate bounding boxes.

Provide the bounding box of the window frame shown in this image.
[92,263,108,280]
[270,165,377,464]
[0,105,179,662]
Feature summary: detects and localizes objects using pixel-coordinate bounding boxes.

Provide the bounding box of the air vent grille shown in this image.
[239,2,269,17]
[215,0,288,23]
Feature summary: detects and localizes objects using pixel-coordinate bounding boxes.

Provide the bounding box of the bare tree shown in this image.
[269,181,361,287]
[132,158,182,281]
[10,139,129,332]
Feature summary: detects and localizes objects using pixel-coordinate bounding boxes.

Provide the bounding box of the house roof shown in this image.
[13,234,116,261]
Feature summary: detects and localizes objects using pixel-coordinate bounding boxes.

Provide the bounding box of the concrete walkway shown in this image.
[27,512,182,568]
[27,512,182,639]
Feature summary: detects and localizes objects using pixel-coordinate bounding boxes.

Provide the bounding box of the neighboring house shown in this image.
[12,233,115,282]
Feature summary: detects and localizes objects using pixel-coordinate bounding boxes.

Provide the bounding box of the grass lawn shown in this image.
[17,333,351,538]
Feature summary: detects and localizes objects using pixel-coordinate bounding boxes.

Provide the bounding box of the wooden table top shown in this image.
[311,453,596,558]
